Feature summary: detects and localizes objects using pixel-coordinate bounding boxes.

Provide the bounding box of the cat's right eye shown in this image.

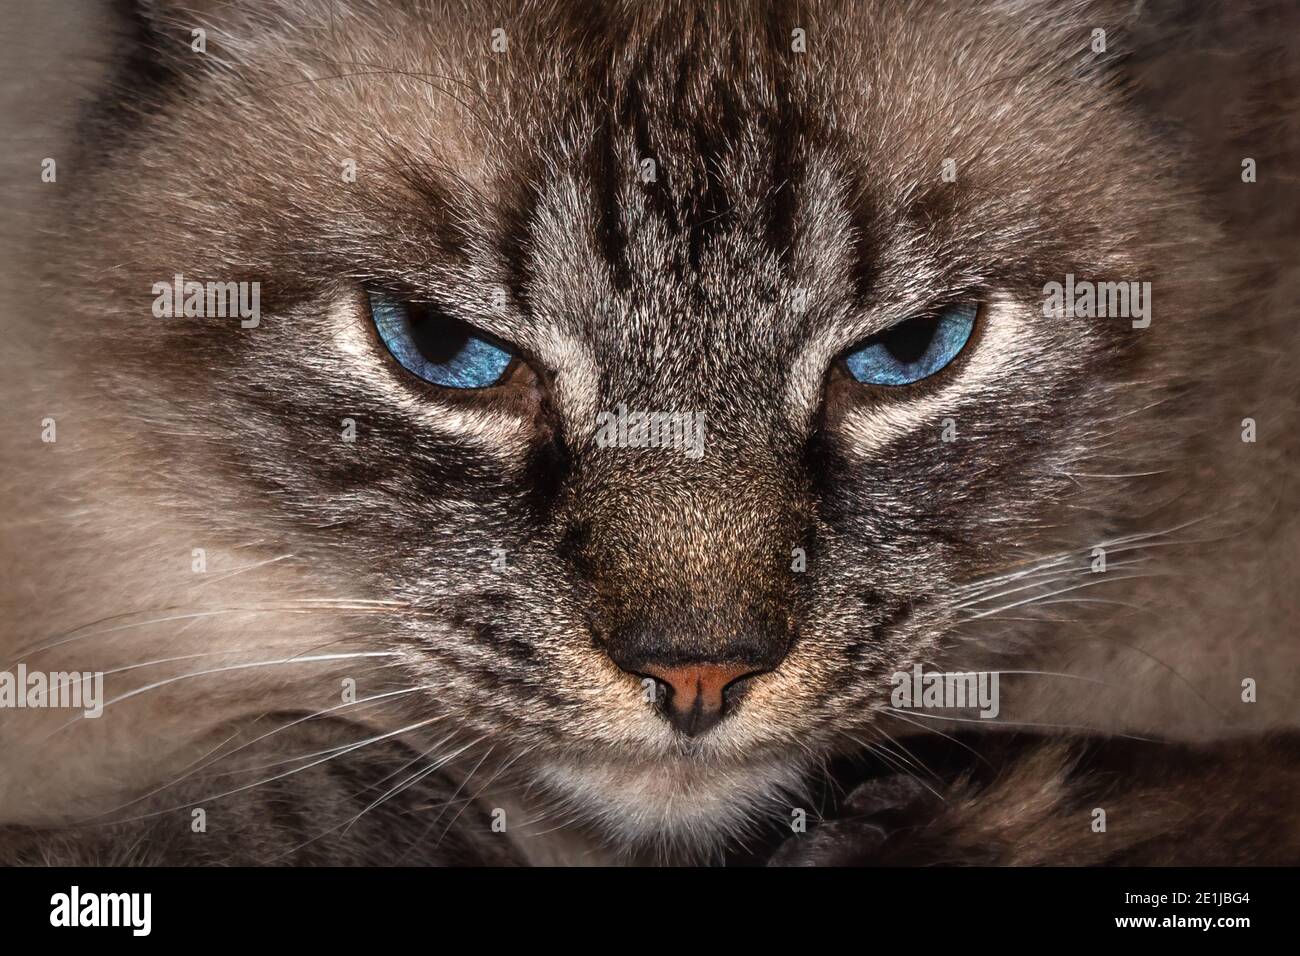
[843,302,978,386]
[368,292,514,389]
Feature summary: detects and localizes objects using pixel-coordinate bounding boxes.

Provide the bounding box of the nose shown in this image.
[571,453,807,738]
[636,662,768,736]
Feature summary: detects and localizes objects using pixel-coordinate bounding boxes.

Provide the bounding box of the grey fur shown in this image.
[0,0,1297,864]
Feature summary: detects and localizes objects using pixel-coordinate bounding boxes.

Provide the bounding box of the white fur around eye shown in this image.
[327,297,529,454]
[838,294,1030,458]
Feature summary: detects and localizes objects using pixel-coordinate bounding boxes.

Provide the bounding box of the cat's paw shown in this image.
[767,774,939,866]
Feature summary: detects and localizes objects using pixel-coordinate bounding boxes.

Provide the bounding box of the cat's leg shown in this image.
[770,733,1300,865]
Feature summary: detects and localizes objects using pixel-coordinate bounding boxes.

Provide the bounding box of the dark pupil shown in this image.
[880,316,938,364]
[409,306,471,364]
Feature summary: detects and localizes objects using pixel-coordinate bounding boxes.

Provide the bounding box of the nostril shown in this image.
[636,662,767,737]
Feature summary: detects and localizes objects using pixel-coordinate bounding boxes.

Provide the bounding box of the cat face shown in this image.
[64,0,1218,855]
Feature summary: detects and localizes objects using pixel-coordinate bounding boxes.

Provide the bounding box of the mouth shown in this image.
[527,741,816,856]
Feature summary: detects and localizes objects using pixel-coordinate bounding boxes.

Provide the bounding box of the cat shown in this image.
[1,0,1297,865]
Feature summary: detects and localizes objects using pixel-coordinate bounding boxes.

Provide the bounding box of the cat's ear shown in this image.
[1011,0,1299,206]
[135,0,302,31]
[134,0,251,44]
[129,0,312,69]
[1110,0,1299,210]
[1008,0,1298,108]
[1049,0,1299,125]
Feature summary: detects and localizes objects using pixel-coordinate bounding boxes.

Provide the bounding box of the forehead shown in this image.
[152,0,1152,352]
[302,5,860,367]
[419,4,918,327]
[373,2,1129,274]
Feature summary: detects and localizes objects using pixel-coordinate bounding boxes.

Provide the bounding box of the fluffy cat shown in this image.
[1,0,1297,865]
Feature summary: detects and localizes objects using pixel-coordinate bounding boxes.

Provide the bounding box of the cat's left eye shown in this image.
[368,292,513,389]
[844,302,978,386]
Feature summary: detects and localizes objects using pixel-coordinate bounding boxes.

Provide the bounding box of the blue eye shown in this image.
[368,292,513,388]
[844,303,977,386]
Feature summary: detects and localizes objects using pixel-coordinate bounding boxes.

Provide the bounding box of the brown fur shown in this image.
[1,0,1297,865]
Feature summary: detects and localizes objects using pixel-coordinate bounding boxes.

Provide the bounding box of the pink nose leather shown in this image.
[641,663,762,736]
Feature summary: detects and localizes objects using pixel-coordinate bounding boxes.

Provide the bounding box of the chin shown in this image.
[531,749,813,861]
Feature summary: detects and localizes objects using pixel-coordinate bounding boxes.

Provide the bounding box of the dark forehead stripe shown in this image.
[763,81,811,275]
[466,2,839,305]
[590,116,633,292]
[493,161,543,315]
[571,5,816,282]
